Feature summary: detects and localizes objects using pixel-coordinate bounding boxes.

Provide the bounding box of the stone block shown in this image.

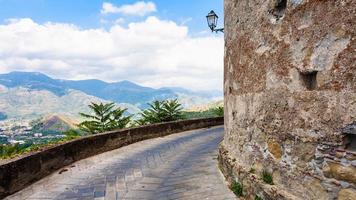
[323,162,356,184]
[338,189,356,200]
[267,140,282,160]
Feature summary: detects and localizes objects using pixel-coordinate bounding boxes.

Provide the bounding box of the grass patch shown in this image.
[255,195,263,200]
[249,166,256,174]
[0,143,28,159]
[262,170,274,185]
[231,180,243,197]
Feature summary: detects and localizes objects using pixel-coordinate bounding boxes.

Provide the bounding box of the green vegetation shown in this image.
[255,195,263,200]
[231,180,243,197]
[0,137,8,144]
[249,166,256,174]
[182,106,224,119]
[0,129,83,159]
[0,143,27,159]
[212,106,224,117]
[30,117,44,131]
[136,99,183,125]
[136,99,223,125]
[262,170,274,185]
[62,129,82,140]
[79,102,131,134]
[1,99,224,159]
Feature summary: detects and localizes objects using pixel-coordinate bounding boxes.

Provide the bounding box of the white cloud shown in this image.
[101,1,156,16]
[114,18,125,24]
[0,17,224,91]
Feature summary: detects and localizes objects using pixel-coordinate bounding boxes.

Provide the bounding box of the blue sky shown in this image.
[0,1,224,91]
[0,0,223,34]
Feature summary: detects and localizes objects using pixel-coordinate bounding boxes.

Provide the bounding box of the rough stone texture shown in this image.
[5,127,236,200]
[338,188,356,200]
[323,162,356,184]
[0,117,223,199]
[221,0,355,199]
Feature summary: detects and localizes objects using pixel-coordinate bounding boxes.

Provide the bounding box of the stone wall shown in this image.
[0,117,223,199]
[221,0,355,199]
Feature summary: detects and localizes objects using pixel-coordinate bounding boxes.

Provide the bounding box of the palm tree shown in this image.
[136,101,164,125]
[78,102,131,134]
[161,99,183,122]
[136,99,183,125]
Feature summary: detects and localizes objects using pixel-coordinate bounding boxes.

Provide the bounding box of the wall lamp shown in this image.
[206,10,224,33]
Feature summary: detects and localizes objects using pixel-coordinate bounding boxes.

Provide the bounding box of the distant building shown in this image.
[33,133,43,138]
[8,139,25,145]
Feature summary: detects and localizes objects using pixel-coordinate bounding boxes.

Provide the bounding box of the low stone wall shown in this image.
[0,117,223,199]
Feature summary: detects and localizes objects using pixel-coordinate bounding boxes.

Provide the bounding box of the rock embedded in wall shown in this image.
[338,188,356,200]
[221,0,355,199]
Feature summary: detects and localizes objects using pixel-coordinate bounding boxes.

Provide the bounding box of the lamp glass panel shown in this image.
[207,16,216,29]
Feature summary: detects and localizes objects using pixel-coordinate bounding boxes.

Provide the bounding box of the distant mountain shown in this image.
[0,71,222,109]
[0,71,66,96]
[161,87,223,99]
[0,86,141,121]
[63,79,177,107]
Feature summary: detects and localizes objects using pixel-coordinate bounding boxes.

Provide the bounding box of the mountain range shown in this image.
[0,71,222,122]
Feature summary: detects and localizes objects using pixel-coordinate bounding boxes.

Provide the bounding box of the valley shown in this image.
[0,71,222,145]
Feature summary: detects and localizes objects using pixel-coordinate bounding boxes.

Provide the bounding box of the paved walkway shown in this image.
[6,126,236,200]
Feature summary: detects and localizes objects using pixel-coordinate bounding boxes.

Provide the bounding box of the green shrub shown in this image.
[182,106,224,120]
[0,143,31,159]
[249,166,256,174]
[231,180,243,197]
[62,129,82,140]
[137,99,183,125]
[182,110,215,119]
[255,195,263,200]
[262,170,274,185]
[79,102,132,134]
[0,129,84,159]
[212,106,224,117]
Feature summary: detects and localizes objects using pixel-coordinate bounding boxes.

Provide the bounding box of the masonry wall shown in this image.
[0,117,223,199]
[220,0,355,199]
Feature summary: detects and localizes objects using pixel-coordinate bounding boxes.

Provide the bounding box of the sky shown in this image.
[0,0,224,91]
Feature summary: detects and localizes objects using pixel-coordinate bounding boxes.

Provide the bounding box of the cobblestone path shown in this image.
[6,126,236,200]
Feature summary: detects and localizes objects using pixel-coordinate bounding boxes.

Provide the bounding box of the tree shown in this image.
[161,99,183,121]
[212,106,224,117]
[137,99,183,125]
[62,129,82,140]
[78,102,131,134]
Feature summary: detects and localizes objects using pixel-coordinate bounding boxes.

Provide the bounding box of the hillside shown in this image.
[0,72,221,109]
[35,114,79,132]
[185,100,223,112]
[0,86,141,121]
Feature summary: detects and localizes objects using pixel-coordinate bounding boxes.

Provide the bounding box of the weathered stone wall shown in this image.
[221,0,355,199]
[0,117,223,199]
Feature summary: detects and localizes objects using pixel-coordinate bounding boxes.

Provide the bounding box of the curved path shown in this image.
[6,126,236,200]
